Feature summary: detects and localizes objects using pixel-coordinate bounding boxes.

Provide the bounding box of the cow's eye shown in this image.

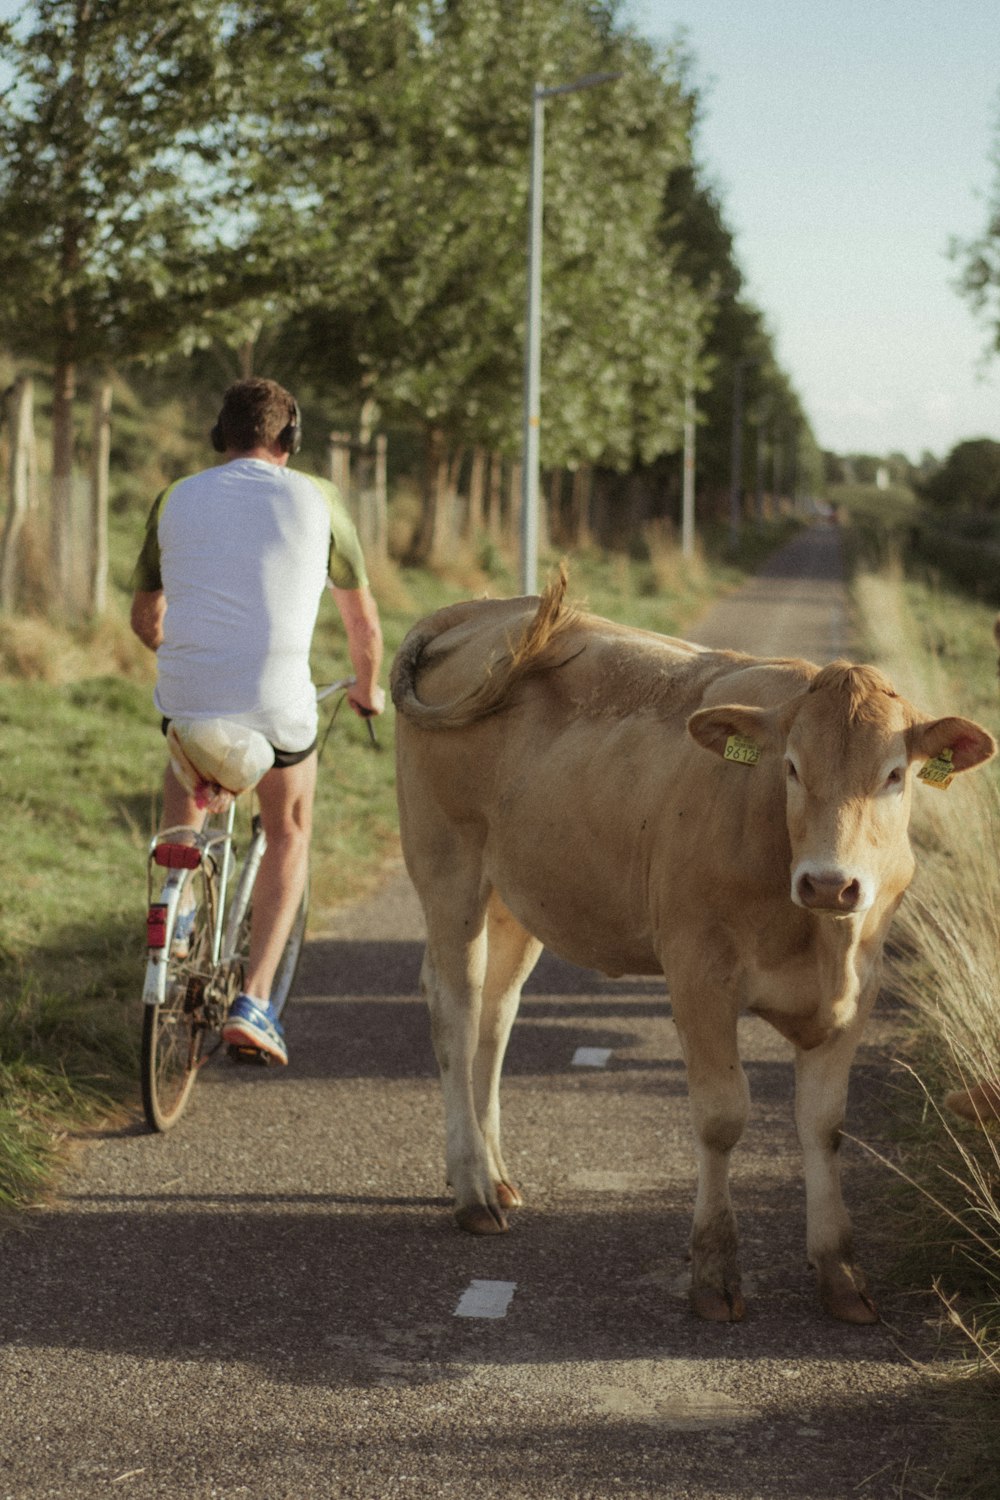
[784,758,799,783]
[883,767,904,791]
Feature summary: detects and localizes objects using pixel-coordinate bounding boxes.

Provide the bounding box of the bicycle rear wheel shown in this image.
[141,867,215,1131]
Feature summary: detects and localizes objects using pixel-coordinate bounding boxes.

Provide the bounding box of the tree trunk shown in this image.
[50,356,77,614]
[0,376,34,613]
[413,427,453,565]
[89,376,113,616]
[570,465,593,549]
[508,461,522,554]
[328,432,352,504]
[487,452,504,540]
[466,447,487,538]
[545,469,561,549]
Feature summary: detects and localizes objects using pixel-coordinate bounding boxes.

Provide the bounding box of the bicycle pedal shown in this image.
[227,1043,272,1068]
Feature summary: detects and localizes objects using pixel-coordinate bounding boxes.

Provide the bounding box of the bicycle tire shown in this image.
[141,866,215,1131]
[270,878,309,1021]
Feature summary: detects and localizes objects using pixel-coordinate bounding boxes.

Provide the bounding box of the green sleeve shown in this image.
[129,491,167,592]
[307,475,370,590]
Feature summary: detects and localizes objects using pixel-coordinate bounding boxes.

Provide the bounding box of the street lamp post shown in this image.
[521,72,619,596]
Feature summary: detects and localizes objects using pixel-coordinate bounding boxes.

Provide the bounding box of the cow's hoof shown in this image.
[691,1285,746,1322]
[822,1285,879,1324]
[495,1180,523,1211]
[455,1203,509,1235]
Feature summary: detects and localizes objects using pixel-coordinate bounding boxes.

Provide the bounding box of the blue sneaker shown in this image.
[221,994,288,1066]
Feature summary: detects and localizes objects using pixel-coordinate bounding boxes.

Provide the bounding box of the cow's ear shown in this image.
[909,715,996,773]
[687,704,783,760]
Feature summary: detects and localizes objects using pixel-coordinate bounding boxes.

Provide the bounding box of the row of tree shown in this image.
[823,442,1000,513]
[0,0,819,618]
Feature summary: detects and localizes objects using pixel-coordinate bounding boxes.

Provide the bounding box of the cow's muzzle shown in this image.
[793,867,870,914]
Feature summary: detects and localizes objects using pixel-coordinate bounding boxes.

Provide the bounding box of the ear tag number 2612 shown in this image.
[918,747,955,791]
[724,734,761,767]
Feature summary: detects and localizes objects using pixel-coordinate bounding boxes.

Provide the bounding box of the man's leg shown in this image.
[161,762,206,835]
[243,751,317,1004]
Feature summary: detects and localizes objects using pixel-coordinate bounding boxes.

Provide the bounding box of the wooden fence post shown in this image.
[371,432,389,561]
[0,375,34,614]
[328,432,352,505]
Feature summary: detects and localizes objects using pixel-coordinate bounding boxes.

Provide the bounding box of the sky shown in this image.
[627,0,1000,460]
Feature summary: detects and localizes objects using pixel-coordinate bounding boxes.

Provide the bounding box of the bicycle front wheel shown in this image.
[270,878,309,1021]
[141,868,214,1131]
[228,869,308,1024]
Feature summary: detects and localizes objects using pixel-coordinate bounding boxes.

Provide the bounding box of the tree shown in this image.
[230,0,709,525]
[0,1,244,614]
[659,156,820,518]
[920,438,1000,512]
[953,107,1000,357]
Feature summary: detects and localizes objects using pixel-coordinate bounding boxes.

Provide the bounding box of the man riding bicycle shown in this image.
[130,377,385,1065]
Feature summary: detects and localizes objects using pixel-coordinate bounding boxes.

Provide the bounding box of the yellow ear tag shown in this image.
[724,733,761,767]
[918,747,955,790]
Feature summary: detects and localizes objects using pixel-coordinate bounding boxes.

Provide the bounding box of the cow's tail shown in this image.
[391,564,579,730]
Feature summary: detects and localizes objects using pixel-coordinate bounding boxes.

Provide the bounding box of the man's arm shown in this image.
[330,585,386,716]
[131,589,166,652]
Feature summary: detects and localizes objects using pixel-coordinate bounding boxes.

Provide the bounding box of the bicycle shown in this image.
[140,678,376,1131]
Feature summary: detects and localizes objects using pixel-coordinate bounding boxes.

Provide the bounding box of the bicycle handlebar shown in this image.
[316,677,379,747]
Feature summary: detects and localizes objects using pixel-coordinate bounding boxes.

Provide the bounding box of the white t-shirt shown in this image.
[135,459,367,752]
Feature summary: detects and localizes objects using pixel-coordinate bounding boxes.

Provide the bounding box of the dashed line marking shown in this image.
[454,1279,518,1319]
[572,1046,612,1068]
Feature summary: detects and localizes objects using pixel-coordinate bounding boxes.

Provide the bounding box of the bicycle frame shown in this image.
[142,801,244,1007]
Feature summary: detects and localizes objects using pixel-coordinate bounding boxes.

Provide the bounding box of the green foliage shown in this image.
[0,0,816,547]
[659,159,821,507]
[0,1,246,368]
[234,0,707,469]
[952,105,1000,361]
[921,438,1000,512]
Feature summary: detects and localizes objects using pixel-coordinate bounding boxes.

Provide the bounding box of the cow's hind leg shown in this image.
[794,1013,879,1325]
[473,893,543,1215]
[421,932,500,1235]
[673,994,750,1322]
[418,860,539,1235]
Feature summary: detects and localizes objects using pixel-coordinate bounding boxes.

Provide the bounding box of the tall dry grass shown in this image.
[854,567,1000,1359]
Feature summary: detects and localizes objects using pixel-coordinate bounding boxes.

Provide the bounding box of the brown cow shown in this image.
[391,573,995,1324]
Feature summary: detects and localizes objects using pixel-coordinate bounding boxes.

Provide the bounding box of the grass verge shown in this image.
[848,552,1000,1495]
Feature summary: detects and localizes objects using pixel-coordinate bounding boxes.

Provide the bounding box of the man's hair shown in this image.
[213,378,298,453]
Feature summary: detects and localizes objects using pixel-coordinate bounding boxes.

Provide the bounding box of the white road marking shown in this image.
[572,1046,612,1068]
[454,1280,517,1319]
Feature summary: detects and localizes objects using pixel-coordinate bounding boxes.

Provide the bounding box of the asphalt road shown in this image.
[0,527,954,1499]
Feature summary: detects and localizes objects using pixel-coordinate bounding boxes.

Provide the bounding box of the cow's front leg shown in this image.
[421,915,509,1236]
[794,1010,879,1324]
[674,998,750,1322]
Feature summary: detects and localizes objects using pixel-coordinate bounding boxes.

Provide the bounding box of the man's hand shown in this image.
[347,685,387,718]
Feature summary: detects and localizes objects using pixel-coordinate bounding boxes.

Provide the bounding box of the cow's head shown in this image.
[688,662,995,916]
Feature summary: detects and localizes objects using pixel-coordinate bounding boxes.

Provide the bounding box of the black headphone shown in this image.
[211,400,302,456]
[279,402,302,455]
